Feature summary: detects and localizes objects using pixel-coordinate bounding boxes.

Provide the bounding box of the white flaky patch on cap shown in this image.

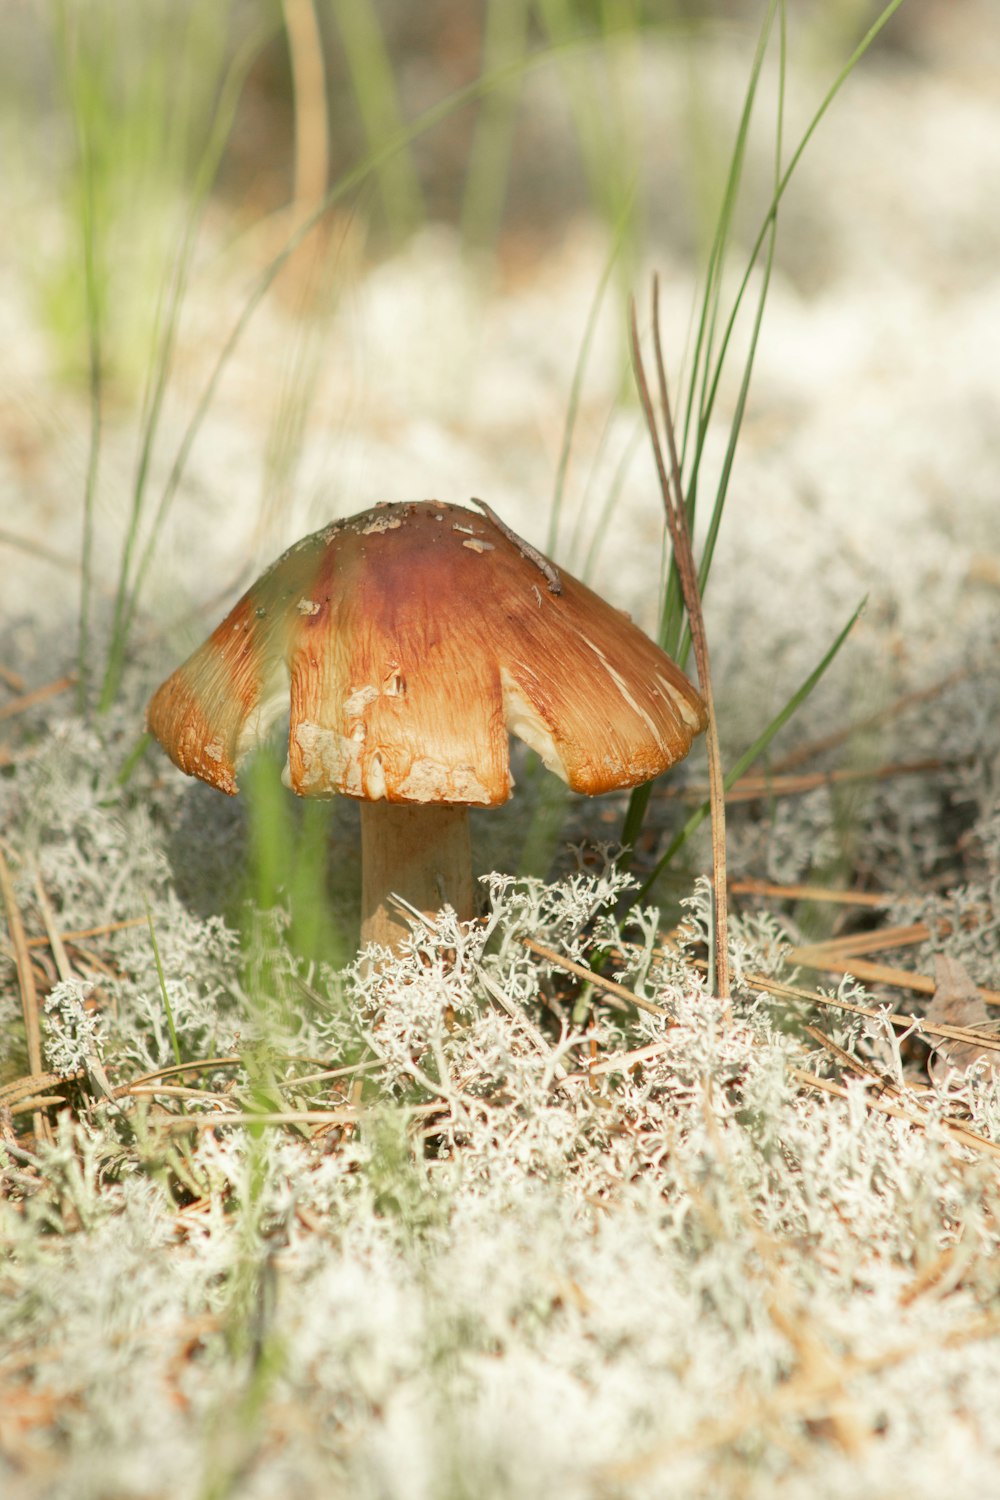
[395,759,494,804]
[287,721,375,798]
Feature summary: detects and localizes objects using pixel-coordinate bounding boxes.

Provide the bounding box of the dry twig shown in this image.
[0,846,49,1143]
[522,937,670,1019]
[630,280,730,1003]
[730,878,893,908]
[0,674,77,724]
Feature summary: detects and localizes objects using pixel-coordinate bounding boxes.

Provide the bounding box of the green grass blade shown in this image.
[111,42,597,706]
[669,0,904,658]
[98,20,271,713]
[578,420,642,585]
[685,0,907,512]
[51,0,105,716]
[328,0,425,244]
[678,0,779,485]
[620,776,653,862]
[460,0,531,251]
[75,122,103,721]
[535,0,640,249]
[673,1,787,667]
[546,194,633,558]
[660,0,779,661]
[636,598,866,904]
[631,0,903,859]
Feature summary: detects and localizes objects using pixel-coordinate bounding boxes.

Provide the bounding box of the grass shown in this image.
[10,2,1000,1496]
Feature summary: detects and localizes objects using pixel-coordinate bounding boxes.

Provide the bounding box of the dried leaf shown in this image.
[926,955,999,1082]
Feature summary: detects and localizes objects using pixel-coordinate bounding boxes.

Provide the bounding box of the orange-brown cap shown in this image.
[147,500,707,805]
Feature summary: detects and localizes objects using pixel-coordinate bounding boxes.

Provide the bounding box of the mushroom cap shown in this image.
[147,500,707,806]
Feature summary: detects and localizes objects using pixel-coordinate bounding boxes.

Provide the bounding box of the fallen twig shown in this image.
[0,674,77,724]
[790,1066,1000,1159]
[744,970,1000,1049]
[729,878,893,907]
[0,846,49,1143]
[787,951,1000,1008]
[522,937,670,1018]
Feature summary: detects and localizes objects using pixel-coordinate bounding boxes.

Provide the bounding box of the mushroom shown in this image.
[147,499,707,950]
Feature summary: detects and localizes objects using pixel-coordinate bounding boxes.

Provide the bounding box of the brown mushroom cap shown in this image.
[147,500,707,804]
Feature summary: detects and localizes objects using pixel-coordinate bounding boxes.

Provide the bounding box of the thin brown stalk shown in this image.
[0,846,50,1143]
[630,281,730,1003]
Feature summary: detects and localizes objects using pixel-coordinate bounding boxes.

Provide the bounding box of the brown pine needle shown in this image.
[563,1039,672,1081]
[789,1067,1000,1159]
[0,674,77,724]
[0,844,49,1142]
[789,923,934,963]
[24,915,147,949]
[744,970,1000,1048]
[800,1024,987,1144]
[9,1094,68,1116]
[675,756,961,804]
[522,937,670,1018]
[788,951,1000,1008]
[801,1022,889,1084]
[33,866,73,982]
[152,1102,445,1134]
[729,879,893,908]
[0,1071,82,1109]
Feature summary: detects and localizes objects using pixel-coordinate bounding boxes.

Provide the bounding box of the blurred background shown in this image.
[1,0,998,932]
[4,0,995,631]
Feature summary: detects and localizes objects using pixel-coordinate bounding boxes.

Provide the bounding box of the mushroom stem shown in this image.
[359,802,474,951]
